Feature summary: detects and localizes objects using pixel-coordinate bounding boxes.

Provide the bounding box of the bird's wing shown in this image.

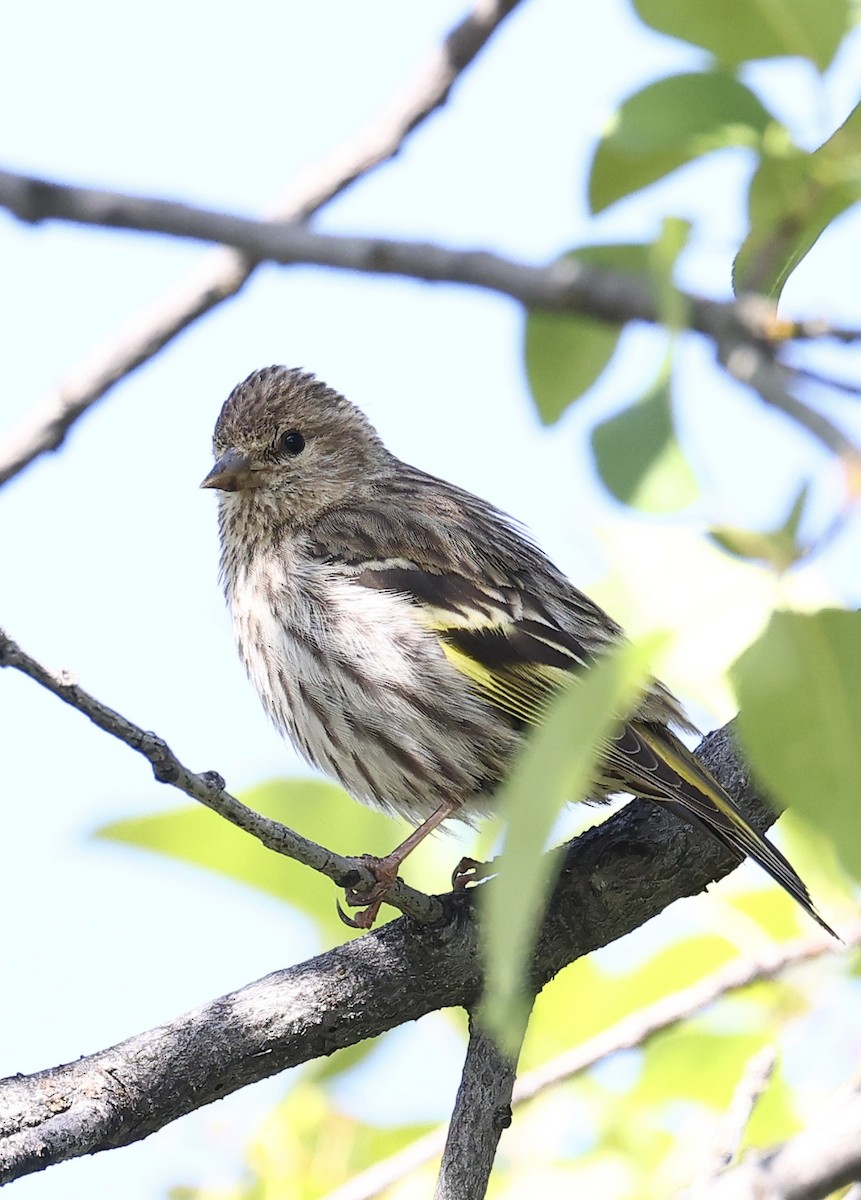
[358,561,595,726]
[310,491,610,727]
[310,499,835,937]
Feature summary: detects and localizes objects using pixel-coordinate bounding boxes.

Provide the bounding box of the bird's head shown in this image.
[202,366,388,524]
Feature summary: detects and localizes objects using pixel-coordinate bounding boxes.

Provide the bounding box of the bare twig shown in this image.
[691,1044,778,1193]
[698,1086,861,1200]
[0,628,440,923]
[3,167,859,491]
[324,928,855,1200]
[6,169,861,359]
[434,1014,526,1200]
[718,338,861,497]
[0,0,523,487]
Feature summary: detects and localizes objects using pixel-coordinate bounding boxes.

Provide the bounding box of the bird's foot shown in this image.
[451,855,496,890]
[337,853,401,930]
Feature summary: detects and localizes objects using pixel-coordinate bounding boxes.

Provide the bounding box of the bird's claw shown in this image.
[451,855,495,890]
[336,897,384,929]
[337,854,400,930]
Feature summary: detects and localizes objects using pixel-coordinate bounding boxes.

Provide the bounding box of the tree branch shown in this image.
[0,0,523,487]
[0,643,839,1187]
[6,168,861,354]
[0,628,440,923]
[718,337,861,497]
[698,1087,861,1200]
[323,927,854,1200]
[434,1014,525,1200]
[3,169,859,488]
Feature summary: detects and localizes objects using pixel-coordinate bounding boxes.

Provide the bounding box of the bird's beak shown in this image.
[200,449,255,492]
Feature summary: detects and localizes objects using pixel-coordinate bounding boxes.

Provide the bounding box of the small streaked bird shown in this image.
[202,365,833,934]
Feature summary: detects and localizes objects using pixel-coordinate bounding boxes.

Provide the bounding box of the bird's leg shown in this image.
[339,798,459,929]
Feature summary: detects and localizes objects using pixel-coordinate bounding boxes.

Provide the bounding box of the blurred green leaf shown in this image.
[633,0,850,70]
[524,243,651,423]
[171,1078,433,1200]
[649,217,692,332]
[480,637,663,1054]
[637,1030,768,1106]
[97,777,433,944]
[732,608,861,884]
[589,72,774,213]
[734,102,861,297]
[708,484,810,571]
[523,932,736,1070]
[591,365,699,513]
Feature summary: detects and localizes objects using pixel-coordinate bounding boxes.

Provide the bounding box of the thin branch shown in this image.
[0,168,695,328]
[0,0,523,487]
[6,169,861,357]
[698,1086,861,1200]
[3,169,860,489]
[0,627,440,924]
[718,338,861,496]
[693,1044,777,1191]
[434,1013,527,1200]
[324,927,855,1200]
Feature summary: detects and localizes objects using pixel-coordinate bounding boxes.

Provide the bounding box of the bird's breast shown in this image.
[225,544,516,820]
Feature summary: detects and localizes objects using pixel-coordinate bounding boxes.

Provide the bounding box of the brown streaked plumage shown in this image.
[203,365,834,935]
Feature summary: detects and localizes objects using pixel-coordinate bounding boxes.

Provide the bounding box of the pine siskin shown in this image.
[202,365,832,934]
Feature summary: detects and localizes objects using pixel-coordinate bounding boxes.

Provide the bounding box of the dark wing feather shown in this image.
[309,474,835,938]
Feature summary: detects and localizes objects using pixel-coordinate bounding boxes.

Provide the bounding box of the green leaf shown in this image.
[732,608,861,883]
[637,1030,770,1106]
[523,932,736,1069]
[633,0,851,70]
[708,484,810,571]
[591,365,699,513]
[734,102,861,297]
[589,72,775,213]
[480,637,664,1054]
[96,777,421,943]
[524,243,652,423]
[649,217,692,333]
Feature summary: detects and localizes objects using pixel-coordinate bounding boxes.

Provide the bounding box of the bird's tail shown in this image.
[636,724,838,940]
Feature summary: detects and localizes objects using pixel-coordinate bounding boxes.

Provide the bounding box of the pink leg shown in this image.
[340,798,460,929]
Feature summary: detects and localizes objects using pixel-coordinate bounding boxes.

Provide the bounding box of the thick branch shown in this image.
[0,694,834,1186]
[0,628,439,923]
[0,0,523,487]
[324,928,850,1200]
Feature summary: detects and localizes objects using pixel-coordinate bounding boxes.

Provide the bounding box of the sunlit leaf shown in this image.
[637,1030,769,1106]
[633,0,850,70]
[172,1079,433,1200]
[734,103,861,297]
[480,637,663,1054]
[524,243,652,423]
[523,933,737,1070]
[591,365,699,513]
[732,608,861,883]
[589,73,774,213]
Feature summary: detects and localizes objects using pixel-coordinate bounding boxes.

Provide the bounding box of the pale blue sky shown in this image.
[2,2,860,1197]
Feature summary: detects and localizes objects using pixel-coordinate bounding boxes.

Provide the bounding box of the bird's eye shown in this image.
[276,429,305,456]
